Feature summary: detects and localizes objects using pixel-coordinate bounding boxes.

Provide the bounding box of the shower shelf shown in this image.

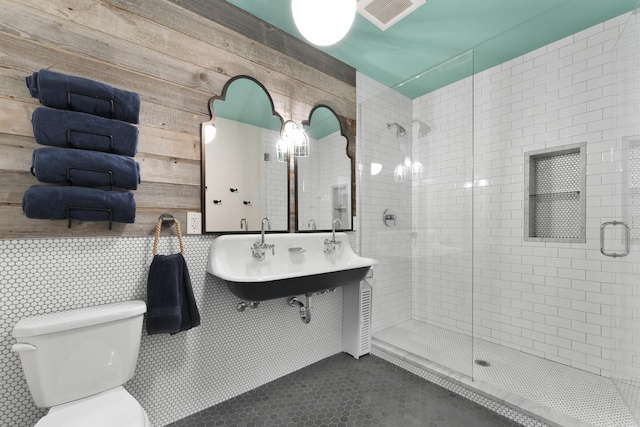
[529,191,580,197]
[524,142,586,243]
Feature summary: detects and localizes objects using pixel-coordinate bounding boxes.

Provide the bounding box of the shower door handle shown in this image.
[600,221,630,258]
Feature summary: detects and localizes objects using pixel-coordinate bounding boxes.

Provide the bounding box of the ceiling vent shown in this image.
[357,0,426,31]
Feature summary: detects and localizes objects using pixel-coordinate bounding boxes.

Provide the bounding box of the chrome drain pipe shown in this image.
[287,295,311,324]
[237,301,260,312]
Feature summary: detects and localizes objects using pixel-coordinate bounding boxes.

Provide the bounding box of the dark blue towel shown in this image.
[32,148,141,190]
[32,107,139,157]
[26,70,140,124]
[22,185,136,223]
[146,253,201,335]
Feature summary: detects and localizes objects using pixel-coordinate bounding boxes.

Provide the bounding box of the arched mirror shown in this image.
[296,105,353,232]
[201,76,289,233]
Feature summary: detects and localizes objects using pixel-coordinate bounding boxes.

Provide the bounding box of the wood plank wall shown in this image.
[0,0,357,239]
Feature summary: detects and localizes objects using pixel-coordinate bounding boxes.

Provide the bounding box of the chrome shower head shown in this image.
[387,122,406,137]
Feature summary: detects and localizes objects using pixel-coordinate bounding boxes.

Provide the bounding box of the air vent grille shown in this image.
[357,0,426,31]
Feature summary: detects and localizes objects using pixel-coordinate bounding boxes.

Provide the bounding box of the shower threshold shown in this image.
[373,319,637,427]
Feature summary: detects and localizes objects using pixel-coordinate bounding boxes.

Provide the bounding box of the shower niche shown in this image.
[524,142,586,243]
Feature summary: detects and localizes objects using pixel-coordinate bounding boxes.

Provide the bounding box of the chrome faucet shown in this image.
[252,217,274,261]
[324,219,343,255]
[261,217,271,244]
[240,218,248,230]
[332,218,342,241]
[308,219,316,230]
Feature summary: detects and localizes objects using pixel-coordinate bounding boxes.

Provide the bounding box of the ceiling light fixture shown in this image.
[291,0,356,46]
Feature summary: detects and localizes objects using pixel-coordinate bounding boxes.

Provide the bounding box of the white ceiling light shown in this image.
[291,0,356,46]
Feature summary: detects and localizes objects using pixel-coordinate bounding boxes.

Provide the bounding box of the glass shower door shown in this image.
[610,5,640,424]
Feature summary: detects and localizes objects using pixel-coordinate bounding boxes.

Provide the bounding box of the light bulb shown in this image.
[203,124,216,144]
[291,0,356,46]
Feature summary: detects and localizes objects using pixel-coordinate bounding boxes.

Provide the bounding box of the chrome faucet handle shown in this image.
[251,241,266,261]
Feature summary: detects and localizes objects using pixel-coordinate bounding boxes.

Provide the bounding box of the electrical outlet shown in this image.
[186,212,202,234]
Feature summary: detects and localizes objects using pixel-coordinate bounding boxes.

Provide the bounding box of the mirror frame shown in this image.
[295,104,355,232]
[201,75,290,234]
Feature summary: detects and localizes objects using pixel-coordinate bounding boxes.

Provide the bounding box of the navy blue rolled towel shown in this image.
[26,69,140,124]
[32,107,139,157]
[22,186,136,223]
[146,253,201,335]
[32,148,141,190]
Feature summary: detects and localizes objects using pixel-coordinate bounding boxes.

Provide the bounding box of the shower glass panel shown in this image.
[611,5,640,424]
[470,6,640,426]
[358,51,475,378]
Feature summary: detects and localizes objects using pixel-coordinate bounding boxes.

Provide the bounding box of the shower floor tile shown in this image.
[167,353,523,427]
[374,319,638,427]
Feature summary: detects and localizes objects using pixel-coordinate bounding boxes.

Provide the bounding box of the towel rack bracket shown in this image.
[160,213,175,228]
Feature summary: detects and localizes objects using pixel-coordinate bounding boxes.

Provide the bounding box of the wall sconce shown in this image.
[394,165,407,182]
[203,124,216,144]
[281,120,309,158]
[291,0,356,46]
[276,139,288,163]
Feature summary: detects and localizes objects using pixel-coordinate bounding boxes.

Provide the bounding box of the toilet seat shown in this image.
[35,386,150,427]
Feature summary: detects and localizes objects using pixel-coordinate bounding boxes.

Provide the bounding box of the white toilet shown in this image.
[11,300,151,427]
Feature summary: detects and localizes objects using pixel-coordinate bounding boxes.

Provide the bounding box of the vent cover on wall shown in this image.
[357,0,426,31]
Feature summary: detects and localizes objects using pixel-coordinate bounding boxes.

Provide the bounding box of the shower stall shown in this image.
[358,8,640,427]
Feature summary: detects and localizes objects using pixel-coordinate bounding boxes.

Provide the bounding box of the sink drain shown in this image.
[474,359,491,367]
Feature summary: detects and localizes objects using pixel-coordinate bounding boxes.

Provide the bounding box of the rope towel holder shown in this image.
[152,214,185,255]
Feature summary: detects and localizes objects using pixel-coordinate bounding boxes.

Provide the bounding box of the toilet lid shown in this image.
[35,387,149,427]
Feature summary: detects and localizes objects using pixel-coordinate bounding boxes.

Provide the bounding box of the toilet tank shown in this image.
[12,300,147,408]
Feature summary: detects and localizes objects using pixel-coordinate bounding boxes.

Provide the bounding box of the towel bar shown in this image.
[67,90,114,119]
[66,206,113,230]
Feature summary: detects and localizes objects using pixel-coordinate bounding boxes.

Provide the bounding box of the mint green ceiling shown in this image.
[227,0,638,98]
[213,77,282,131]
[305,107,340,140]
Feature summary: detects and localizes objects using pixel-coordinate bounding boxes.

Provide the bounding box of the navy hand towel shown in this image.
[32,107,139,157]
[146,253,201,335]
[32,148,141,190]
[26,69,140,124]
[22,185,136,223]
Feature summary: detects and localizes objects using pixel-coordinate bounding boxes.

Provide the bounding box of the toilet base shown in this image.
[35,386,150,427]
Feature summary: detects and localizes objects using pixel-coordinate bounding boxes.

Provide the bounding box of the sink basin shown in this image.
[207,232,377,301]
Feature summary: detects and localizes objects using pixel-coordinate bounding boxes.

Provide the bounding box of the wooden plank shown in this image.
[102,0,356,121]
[135,182,200,210]
[0,137,35,172]
[0,205,197,238]
[0,32,210,122]
[0,35,319,129]
[0,98,201,161]
[166,0,356,88]
[1,169,200,209]
[6,0,356,121]
[137,155,200,187]
[0,74,208,140]
[0,142,203,187]
[0,171,33,204]
[106,0,356,105]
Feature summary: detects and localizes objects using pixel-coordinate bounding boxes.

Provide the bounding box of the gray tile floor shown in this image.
[168,353,522,427]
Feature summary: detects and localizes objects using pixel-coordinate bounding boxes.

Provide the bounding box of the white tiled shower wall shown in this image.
[0,236,343,426]
[360,12,637,377]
